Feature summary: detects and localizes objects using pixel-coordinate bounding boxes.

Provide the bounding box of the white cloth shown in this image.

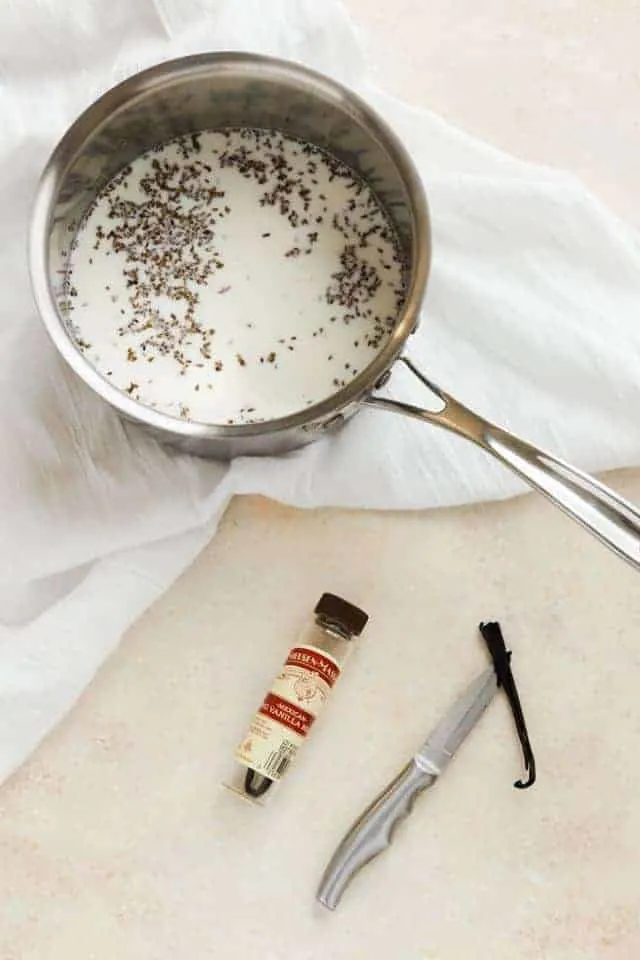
[1,0,640,785]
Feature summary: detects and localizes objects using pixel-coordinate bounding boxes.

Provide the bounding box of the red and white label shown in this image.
[285,647,340,687]
[235,644,342,781]
[258,692,314,737]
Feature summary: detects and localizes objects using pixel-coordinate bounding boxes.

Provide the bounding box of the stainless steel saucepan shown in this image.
[29,53,640,570]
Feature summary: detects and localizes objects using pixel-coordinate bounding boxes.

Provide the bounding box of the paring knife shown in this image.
[316,665,498,910]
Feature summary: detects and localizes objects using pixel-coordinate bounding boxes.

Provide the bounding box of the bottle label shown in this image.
[235,644,342,781]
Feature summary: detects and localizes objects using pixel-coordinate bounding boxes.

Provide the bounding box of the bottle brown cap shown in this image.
[314,593,369,638]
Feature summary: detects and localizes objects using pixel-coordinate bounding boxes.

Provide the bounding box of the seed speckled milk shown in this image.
[65,129,406,424]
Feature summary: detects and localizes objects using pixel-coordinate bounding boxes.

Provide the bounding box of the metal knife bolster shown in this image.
[316,759,437,911]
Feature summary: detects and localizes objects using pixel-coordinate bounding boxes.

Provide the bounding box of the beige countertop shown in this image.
[2,3,640,958]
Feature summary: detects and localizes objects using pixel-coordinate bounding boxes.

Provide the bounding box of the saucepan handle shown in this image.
[364,356,640,571]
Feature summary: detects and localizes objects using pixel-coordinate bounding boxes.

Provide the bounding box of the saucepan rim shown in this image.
[28,51,431,440]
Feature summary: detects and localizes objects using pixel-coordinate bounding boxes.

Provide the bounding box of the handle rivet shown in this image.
[374,369,392,390]
[322,413,345,431]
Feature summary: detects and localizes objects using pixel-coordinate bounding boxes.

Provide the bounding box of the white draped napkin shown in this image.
[1,0,640,784]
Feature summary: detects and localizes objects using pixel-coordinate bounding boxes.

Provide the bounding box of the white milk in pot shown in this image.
[64,128,406,424]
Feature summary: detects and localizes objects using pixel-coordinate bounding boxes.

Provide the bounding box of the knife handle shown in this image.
[316,761,436,910]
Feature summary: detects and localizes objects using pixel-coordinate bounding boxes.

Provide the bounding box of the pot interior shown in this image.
[35,54,429,442]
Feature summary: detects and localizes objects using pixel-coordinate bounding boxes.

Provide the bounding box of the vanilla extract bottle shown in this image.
[231,593,369,803]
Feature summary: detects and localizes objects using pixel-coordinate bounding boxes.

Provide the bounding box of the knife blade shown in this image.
[316,665,498,910]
